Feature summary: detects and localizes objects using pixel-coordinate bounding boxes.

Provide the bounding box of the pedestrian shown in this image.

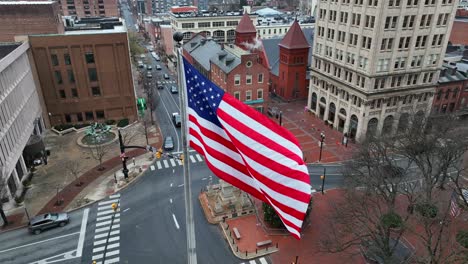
[343,135,348,148]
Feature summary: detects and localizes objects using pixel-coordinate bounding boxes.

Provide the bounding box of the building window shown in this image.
[68,70,75,83]
[234,91,240,100]
[198,22,210,28]
[246,75,252,84]
[384,16,398,29]
[85,52,95,64]
[55,71,63,84]
[88,68,98,81]
[51,54,59,66]
[213,21,225,27]
[258,73,263,83]
[64,53,71,65]
[77,113,83,122]
[257,89,263,99]
[226,21,238,26]
[96,110,105,119]
[92,86,101,96]
[59,89,66,99]
[246,91,252,101]
[85,111,94,120]
[71,88,78,98]
[234,74,240,85]
[65,114,72,123]
[182,23,195,29]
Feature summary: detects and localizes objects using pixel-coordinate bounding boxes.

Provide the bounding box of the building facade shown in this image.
[432,63,468,115]
[0,1,64,42]
[308,0,458,141]
[58,0,119,18]
[28,19,137,127]
[0,42,45,208]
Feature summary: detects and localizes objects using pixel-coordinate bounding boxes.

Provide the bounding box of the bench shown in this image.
[233,227,241,240]
[256,240,272,247]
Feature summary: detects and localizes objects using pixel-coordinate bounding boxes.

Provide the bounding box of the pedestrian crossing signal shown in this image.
[179,154,184,162]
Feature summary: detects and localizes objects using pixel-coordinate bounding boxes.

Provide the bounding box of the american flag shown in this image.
[450,190,461,218]
[182,58,311,238]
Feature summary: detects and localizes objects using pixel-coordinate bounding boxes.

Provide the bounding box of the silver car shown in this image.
[28,212,70,235]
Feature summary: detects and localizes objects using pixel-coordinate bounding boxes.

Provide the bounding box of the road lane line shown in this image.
[76,208,89,257]
[170,183,173,187]
[178,184,184,187]
[172,214,180,229]
[196,154,203,161]
[98,199,119,206]
[0,232,79,253]
[170,199,172,203]
[150,165,155,171]
[123,208,130,213]
[157,161,162,169]
[190,155,196,163]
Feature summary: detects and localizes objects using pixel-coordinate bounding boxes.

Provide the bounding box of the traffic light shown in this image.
[111,203,118,212]
[179,154,184,163]
[156,152,161,159]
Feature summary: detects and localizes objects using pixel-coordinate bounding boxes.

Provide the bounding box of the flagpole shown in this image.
[174,32,197,264]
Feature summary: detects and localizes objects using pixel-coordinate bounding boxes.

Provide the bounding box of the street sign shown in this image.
[137,98,147,111]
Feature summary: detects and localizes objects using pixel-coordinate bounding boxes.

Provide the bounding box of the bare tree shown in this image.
[64,159,84,186]
[0,180,8,226]
[88,143,110,171]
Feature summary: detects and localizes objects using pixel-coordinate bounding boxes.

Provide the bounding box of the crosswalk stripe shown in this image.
[190,155,196,163]
[94,230,119,240]
[97,213,120,222]
[106,249,119,257]
[93,253,103,260]
[104,257,120,264]
[97,210,114,216]
[108,236,119,242]
[150,165,155,171]
[98,199,119,206]
[196,154,203,161]
[163,160,169,168]
[95,224,120,233]
[177,159,182,165]
[259,258,268,264]
[156,161,162,169]
[109,194,120,199]
[94,239,108,246]
[93,242,119,253]
[98,205,114,211]
[170,159,176,167]
[249,261,256,264]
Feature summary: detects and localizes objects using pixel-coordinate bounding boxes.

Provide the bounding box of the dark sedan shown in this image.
[29,212,70,235]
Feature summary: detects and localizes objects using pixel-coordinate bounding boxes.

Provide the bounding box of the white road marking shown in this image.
[0,232,79,253]
[177,159,182,165]
[170,159,176,167]
[201,177,207,180]
[170,183,173,187]
[97,213,120,222]
[97,209,114,216]
[170,199,173,203]
[96,220,112,227]
[190,155,196,163]
[106,249,120,257]
[109,194,120,199]
[108,236,119,242]
[98,199,119,206]
[104,257,120,264]
[250,260,256,264]
[163,160,169,168]
[260,257,268,264]
[93,243,119,253]
[98,205,113,211]
[172,214,180,229]
[150,165,155,171]
[178,184,184,187]
[156,161,162,169]
[29,249,77,264]
[76,208,89,257]
[196,154,203,161]
[95,224,120,233]
[123,208,130,213]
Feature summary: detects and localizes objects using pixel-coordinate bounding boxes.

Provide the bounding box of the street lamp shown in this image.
[320,167,326,194]
[319,132,325,162]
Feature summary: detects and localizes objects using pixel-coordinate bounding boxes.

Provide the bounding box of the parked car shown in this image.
[170,86,178,94]
[156,65,162,70]
[163,136,174,150]
[164,73,170,79]
[137,60,144,68]
[29,212,70,235]
[172,113,181,127]
[147,65,152,71]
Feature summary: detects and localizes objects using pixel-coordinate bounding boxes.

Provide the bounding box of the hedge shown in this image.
[117,118,129,127]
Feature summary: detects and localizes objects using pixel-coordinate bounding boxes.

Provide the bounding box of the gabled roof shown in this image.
[236,13,256,33]
[279,20,310,49]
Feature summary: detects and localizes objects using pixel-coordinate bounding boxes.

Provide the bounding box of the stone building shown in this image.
[308,0,459,141]
[0,42,45,209]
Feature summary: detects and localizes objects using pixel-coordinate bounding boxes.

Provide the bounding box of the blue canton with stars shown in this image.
[184,58,225,127]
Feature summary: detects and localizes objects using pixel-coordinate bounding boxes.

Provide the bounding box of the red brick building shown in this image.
[183,14,270,112]
[0,1,64,42]
[58,0,119,18]
[449,20,468,46]
[432,64,468,115]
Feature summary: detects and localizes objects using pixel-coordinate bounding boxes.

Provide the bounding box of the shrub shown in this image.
[262,202,285,228]
[117,118,129,127]
[381,212,403,229]
[105,119,116,125]
[416,203,438,218]
[456,230,468,248]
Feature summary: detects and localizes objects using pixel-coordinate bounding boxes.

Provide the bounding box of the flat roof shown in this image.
[0,1,54,4]
[64,24,126,34]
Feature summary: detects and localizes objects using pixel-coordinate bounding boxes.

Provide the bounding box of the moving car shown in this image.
[157,81,163,89]
[147,65,152,71]
[29,212,70,235]
[156,65,162,70]
[163,73,170,79]
[170,86,178,94]
[137,60,144,68]
[172,113,181,127]
[163,136,174,150]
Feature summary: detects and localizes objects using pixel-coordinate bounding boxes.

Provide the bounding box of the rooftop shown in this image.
[0,43,21,61]
[236,13,257,33]
[63,17,127,35]
[0,1,54,5]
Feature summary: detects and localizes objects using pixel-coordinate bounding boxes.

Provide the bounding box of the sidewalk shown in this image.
[0,122,162,232]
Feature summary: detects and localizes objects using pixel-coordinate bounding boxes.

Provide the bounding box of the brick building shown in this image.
[0,1,64,42]
[432,63,468,115]
[449,20,468,46]
[28,18,137,126]
[183,15,270,112]
[58,0,119,18]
